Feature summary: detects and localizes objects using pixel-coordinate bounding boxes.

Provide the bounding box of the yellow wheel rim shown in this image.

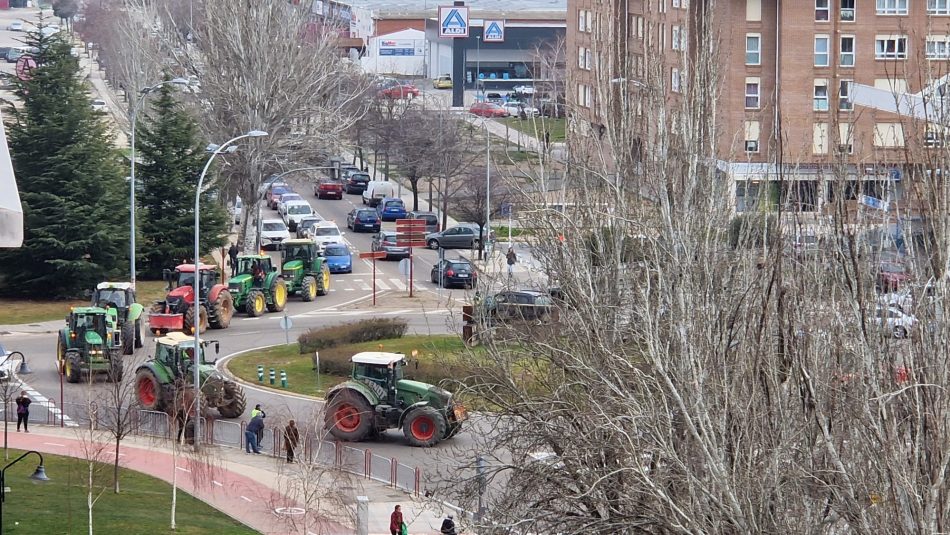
[308,281,317,299]
[254,294,265,314]
[65,360,71,377]
[275,284,287,306]
[323,268,330,290]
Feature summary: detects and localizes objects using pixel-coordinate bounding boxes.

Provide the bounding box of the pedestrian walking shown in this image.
[440,513,457,535]
[250,404,266,443]
[506,247,517,278]
[284,420,300,463]
[245,413,264,454]
[15,391,30,433]
[389,504,404,535]
[228,243,239,276]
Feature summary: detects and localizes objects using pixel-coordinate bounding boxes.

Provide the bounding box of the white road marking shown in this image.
[389,278,407,291]
[212,480,223,487]
[375,280,390,291]
[176,466,191,473]
[383,309,411,316]
[343,288,354,291]
[240,317,261,321]
[240,495,253,503]
[42,442,65,447]
[357,282,372,291]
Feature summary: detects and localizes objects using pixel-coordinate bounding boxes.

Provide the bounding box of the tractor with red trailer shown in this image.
[148,263,234,335]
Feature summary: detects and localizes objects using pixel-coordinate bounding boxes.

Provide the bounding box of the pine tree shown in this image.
[0,28,128,298]
[136,83,228,279]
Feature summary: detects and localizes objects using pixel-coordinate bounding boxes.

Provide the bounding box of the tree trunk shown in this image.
[409,175,419,211]
[88,462,94,535]
[113,435,121,493]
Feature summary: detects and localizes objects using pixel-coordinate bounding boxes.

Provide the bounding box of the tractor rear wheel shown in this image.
[245,290,266,317]
[267,279,288,312]
[64,352,82,384]
[217,382,247,418]
[209,290,234,329]
[134,319,144,348]
[121,321,135,355]
[403,406,446,447]
[300,276,317,302]
[317,265,330,296]
[183,306,209,334]
[135,369,164,411]
[108,357,123,383]
[325,390,373,442]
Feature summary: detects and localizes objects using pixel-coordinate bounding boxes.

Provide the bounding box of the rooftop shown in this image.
[352,351,405,366]
[342,0,566,17]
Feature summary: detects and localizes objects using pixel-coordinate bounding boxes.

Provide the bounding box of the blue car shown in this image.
[377,197,407,222]
[323,243,353,273]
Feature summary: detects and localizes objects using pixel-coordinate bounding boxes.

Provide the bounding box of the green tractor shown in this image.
[56,307,124,383]
[226,255,288,317]
[90,282,144,355]
[324,352,466,447]
[134,332,246,419]
[280,239,331,301]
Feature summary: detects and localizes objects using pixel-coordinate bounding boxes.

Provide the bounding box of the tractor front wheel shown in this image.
[325,390,373,442]
[268,279,288,312]
[209,290,234,329]
[121,321,135,355]
[217,382,247,418]
[301,276,317,302]
[403,406,446,447]
[135,370,164,411]
[317,265,330,296]
[246,290,266,317]
[183,306,209,334]
[64,352,82,384]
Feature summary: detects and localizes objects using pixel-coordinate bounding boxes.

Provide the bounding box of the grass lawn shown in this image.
[227,335,467,398]
[500,117,566,142]
[0,280,168,326]
[492,225,532,238]
[3,449,257,534]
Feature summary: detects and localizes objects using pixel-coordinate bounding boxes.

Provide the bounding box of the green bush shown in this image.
[297,318,408,354]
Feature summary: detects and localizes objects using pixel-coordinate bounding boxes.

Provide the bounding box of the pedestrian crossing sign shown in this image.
[483,20,505,42]
[439,6,469,37]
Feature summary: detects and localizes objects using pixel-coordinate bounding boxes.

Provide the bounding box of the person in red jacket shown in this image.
[389,504,403,535]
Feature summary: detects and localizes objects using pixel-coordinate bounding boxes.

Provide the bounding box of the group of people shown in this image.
[389,504,458,535]
[243,404,300,462]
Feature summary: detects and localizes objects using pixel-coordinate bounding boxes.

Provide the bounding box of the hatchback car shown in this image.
[7,21,23,32]
[433,74,453,89]
[426,224,488,250]
[873,304,916,338]
[91,98,107,112]
[296,215,323,238]
[408,211,439,233]
[231,197,243,225]
[267,186,292,209]
[377,197,407,222]
[276,193,304,215]
[431,259,477,289]
[323,243,353,274]
[470,102,509,118]
[377,81,420,99]
[314,178,344,200]
[345,173,371,194]
[347,208,381,233]
[502,101,540,118]
[310,222,344,251]
[260,219,291,249]
[371,230,409,260]
[482,290,554,322]
[281,200,314,228]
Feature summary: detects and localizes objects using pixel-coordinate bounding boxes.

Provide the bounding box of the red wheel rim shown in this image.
[335,404,361,432]
[138,377,156,406]
[411,416,435,441]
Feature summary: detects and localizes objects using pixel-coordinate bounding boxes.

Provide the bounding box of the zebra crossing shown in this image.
[329,276,408,292]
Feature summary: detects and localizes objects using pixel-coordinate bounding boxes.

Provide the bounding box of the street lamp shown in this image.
[192,130,268,448]
[0,450,49,535]
[475,36,481,100]
[474,119,491,260]
[129,77,190,288]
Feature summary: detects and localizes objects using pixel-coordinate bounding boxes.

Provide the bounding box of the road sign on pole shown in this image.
[279,313,293,345]
[439,6,469,37]
[395,219,428,247]
[359,251,387,306]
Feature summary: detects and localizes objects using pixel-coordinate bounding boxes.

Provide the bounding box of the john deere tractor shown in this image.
[280,239,331,301]
[56,307,124,383]
[227,255,288,317]
[148,264,233,335]
[324,352,466,447]
[134,332,246,419]
[90,282,144,355]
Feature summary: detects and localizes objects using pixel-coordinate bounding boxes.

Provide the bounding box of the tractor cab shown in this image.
[233,255,275,287]
[352,352,406,405]
[280,239,318,278]
[66,307,119,353]
[164,264,219,293]
[153,332,219,379]
[91,282,135,313]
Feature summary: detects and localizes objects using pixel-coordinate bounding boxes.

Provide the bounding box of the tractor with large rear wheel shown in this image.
[148,264,234,335]
[90,282,144,355]
[227,254,288,316]
[324,352,466,447]
[280,239,331,301]
[56,307,124,383]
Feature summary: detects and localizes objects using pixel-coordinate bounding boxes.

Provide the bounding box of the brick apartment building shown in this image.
[567,0,947,214]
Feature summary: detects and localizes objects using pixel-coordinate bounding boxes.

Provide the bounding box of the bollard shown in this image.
[280,370,288,388]
[257,365,264,382]
[269,368,276,385]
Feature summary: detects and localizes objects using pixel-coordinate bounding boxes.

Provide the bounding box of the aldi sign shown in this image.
[483,20,505,42]
[439,6,469,37]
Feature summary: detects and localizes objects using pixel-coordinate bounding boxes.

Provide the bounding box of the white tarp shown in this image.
[0,109,22,248]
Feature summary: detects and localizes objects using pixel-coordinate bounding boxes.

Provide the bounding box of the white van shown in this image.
[362,180,395,207]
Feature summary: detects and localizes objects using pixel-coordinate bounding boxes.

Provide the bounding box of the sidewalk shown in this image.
[0,319,62,335]
[7,425,462,534]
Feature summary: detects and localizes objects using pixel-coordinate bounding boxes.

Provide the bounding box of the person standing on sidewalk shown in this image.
[389,504,404,535]
[250,404,266,443]
[506,247,518,278]
[245,414,263,454]
[284,420,300,463]
[440,514,457,534]
[15,391,30,433]
[228,243,239,276]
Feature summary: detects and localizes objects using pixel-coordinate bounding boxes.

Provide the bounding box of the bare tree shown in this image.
[102,364,138,493]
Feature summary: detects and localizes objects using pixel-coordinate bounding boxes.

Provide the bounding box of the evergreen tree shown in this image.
[0,29,128,298]
[136,82,228,279]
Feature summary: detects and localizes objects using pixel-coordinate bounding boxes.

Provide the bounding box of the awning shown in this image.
[0,108,21,248]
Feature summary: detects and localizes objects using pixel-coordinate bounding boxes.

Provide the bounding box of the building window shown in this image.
[816,0,830,20]
[578,9,586,32]
[874,123,905,147]
[585,49,592,70]
[746,34,761,65]
[841,0,856,20]
[745,120,760,153]
[930,0,950,15]
[745,78,760,108]
[672,26,681,50]
[814,36,830,66]
[578,47,585,69]
[661,23,667,51]
[838,124,854,154]
[876,0,908,15]
[672,0,680,7]
[813,123,829,154]
[814,80,829,111]
[839,80,853,110]
[586,10,592,32]
[672,68,681,92]
[927,37,950,59]
[875,36,908,59]
[840,36,855,66]
[925,126,946,147]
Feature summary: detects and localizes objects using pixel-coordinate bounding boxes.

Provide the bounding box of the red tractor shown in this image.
[148,264,234,335]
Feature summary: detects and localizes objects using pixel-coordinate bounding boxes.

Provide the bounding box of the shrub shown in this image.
[297,317,408,354]
[728,213,776,250]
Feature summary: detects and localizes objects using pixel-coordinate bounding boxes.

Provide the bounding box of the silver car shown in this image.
[425,224,489,250]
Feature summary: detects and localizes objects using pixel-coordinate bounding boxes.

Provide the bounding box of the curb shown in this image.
[216,344,325,404]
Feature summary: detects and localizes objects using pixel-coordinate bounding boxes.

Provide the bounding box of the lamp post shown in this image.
[192,130,268,447]
[475,36,481,100]
[129,77,190,288]
[0,450,49,535]
[475,118,491,260]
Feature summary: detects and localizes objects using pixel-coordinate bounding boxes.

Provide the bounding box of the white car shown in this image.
[260,219,291,248]
[309,221,344,250]
[7,22,23,32]
[513,85,535,95]
[502,101,540,117]
[276,193,303,215]
[873,304,916,338]
[91,98,107,112]
[281,200,314,228]
[231,196,243,225]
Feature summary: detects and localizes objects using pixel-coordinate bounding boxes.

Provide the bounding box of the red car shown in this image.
[877,260,911,292]
[314,179,344,200]
[377,83,420,100]
[470,102,509,118]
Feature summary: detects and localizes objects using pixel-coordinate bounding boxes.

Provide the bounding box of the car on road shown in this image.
[267,185,292,209]
[431,259,477,288]
[276,192,304,215]
[433,74,453,89]
[7,21,23,32]
[513,85,535,94]
[426,223,489,250]
[408,211,439,233]
[344,172,371,194]
[231,197,243,225]
[377,80,420,100]
[260,219,291,249]
[296,215,323,238]
[481,290,553,322]
[281,200,315,229]
[376,197,407,222]
[371,230,409,260]
[346,208,381,233]
[873,304,916,338]
[91,98,108,112]
[502,101,540,118]
[5,47,27,63]
[469,102,509,118]
[310,221,344,251]
[877,260,911,292]
[314,178,344,200]
[323,243,353,273]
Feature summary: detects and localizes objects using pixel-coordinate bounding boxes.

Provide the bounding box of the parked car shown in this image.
[6,47,27,63]
[431,259,477,289]
[347,208,381,233]
[513,85,535,95]
[345,172,371,194]
[432,74,453,89]
[7,21,23,32]
[877,260,911,292]
[296,215,323,238]
[276,192,304,215]
[470,102,509,118]
[502,101,540,118]
[231,197,243,225]
[376,197,407,222]
[314,178,344,200]
[408,211,439,233]
[338,164,362,181]
[267,185,292,209]
[371,230,409,260]
[281,200,315,229]
[485,92,506,104]
[260,219,291,249]
[310,221,344,251]
[426,223,489,250]
[362,180,395,207]
[323,243,353,274]
[91,98,107,112]
[873,304,916,338]
[481,290,554,322]
[377,81,420,99]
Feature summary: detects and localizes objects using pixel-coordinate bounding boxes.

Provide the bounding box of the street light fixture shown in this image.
[192,130,268,447]
[0,450,49,535]
[129,77,191,288]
